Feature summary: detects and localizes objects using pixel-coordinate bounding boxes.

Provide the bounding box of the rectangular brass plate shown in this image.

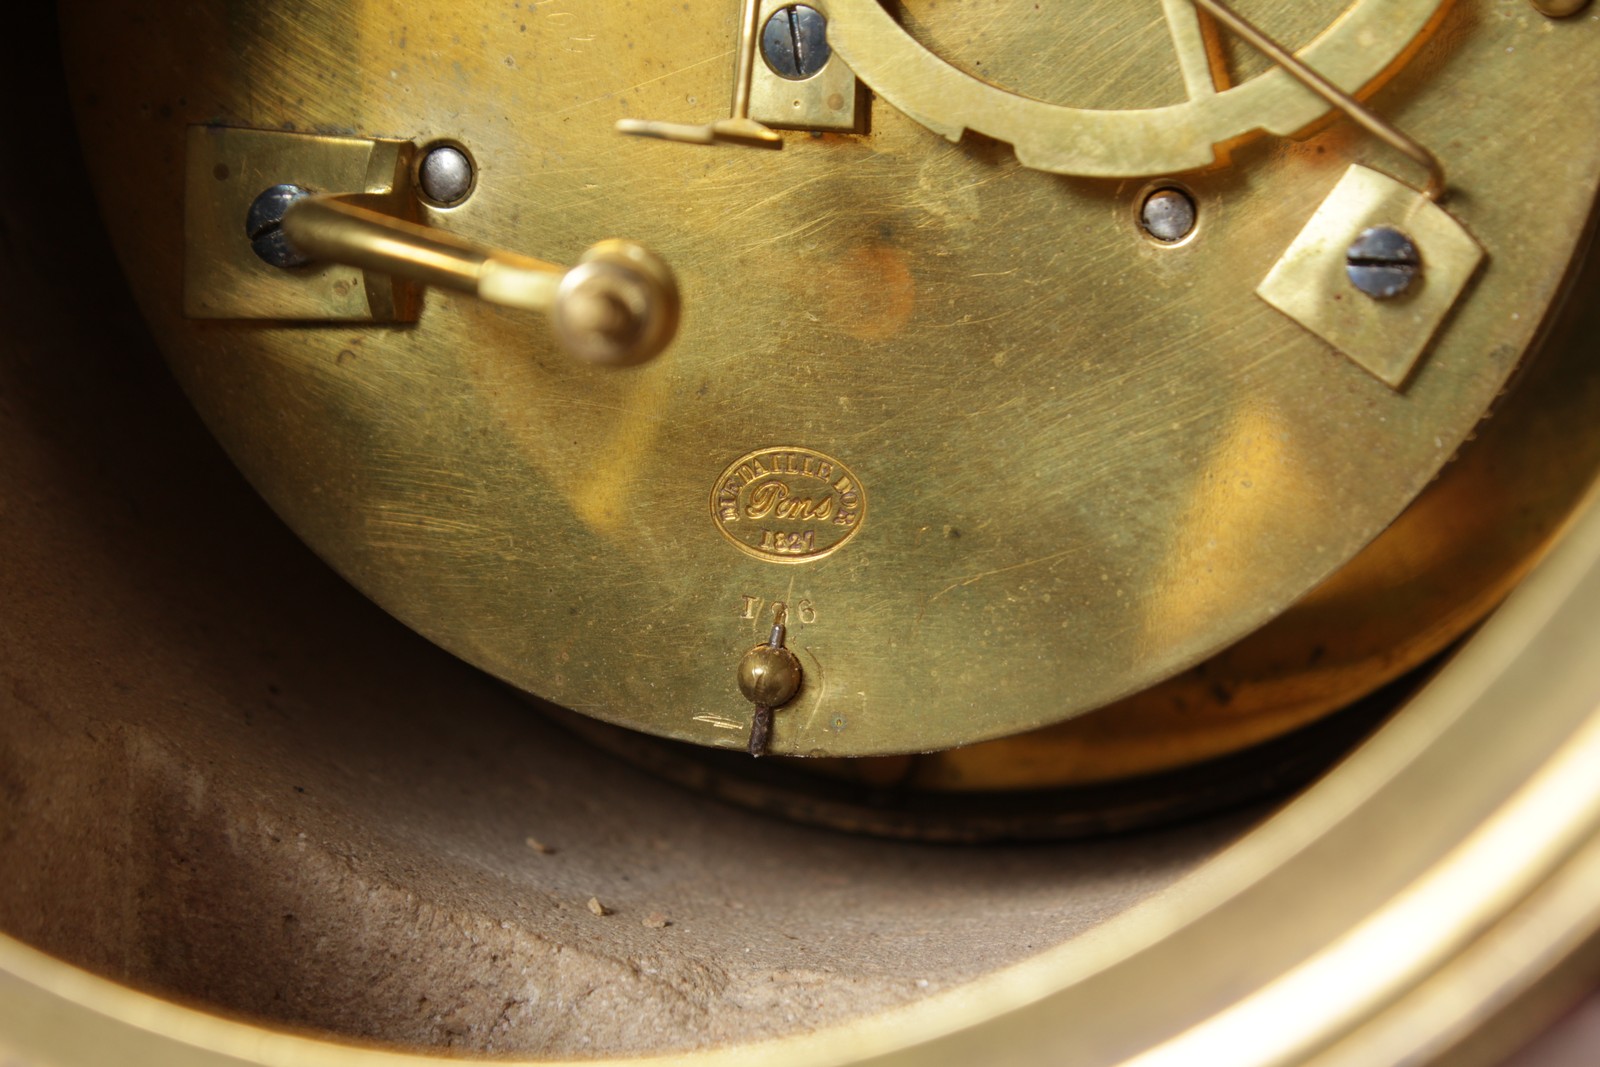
[184,126,416,321]
[749,0,860,131]
[1256,164,1485,389]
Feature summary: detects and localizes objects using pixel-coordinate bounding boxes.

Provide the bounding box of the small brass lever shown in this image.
[281,195,680,365]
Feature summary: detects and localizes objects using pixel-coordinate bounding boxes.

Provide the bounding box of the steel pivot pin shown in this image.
[1140,187,1197,243]
[737,605,802,757]
[417,143,474,206]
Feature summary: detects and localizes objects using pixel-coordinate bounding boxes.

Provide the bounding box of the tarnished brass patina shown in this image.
[817,0,1446,178]
[1193,0,1448,199]
[186,127,680,364]
[1257,164,1483,387]
[63,0,1600,760]
[11,431,1600,1059]
[184,127,418,321]
[616,0,783,147]
[738,642,802,708]
[749,0,861,131]
[6,3,1600,1067]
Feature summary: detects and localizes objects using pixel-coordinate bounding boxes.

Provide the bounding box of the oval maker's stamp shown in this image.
[711,447,865,563]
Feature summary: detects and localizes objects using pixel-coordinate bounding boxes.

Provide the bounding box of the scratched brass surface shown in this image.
[184,128,421,322]
[1255,164,1484,387]
[796,235,1600,790]
[820,0,1449,178]
[61,0,1600,756]
[12,405,1600,1062]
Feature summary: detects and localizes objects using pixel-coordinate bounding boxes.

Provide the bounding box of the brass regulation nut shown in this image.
[738,644,802,708]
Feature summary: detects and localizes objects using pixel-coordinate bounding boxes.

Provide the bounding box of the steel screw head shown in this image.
[1346,226,1422,300]
[761,5,832,81]
[244,183,313,268]
[417,144,474,206]
[1140,187,1197,244]
[245,184,313,268]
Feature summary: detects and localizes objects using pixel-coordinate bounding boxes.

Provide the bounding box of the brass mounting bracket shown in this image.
[184,126,420,323]
[748,0,862,132]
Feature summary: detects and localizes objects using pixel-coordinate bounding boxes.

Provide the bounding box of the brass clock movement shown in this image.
[57,0,1600,777]
[4,0,1600,1063]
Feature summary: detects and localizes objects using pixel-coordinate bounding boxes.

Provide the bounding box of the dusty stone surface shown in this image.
[0,61,1255,1058]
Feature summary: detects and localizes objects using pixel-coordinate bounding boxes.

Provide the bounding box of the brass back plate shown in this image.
[60,0,1600,756]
